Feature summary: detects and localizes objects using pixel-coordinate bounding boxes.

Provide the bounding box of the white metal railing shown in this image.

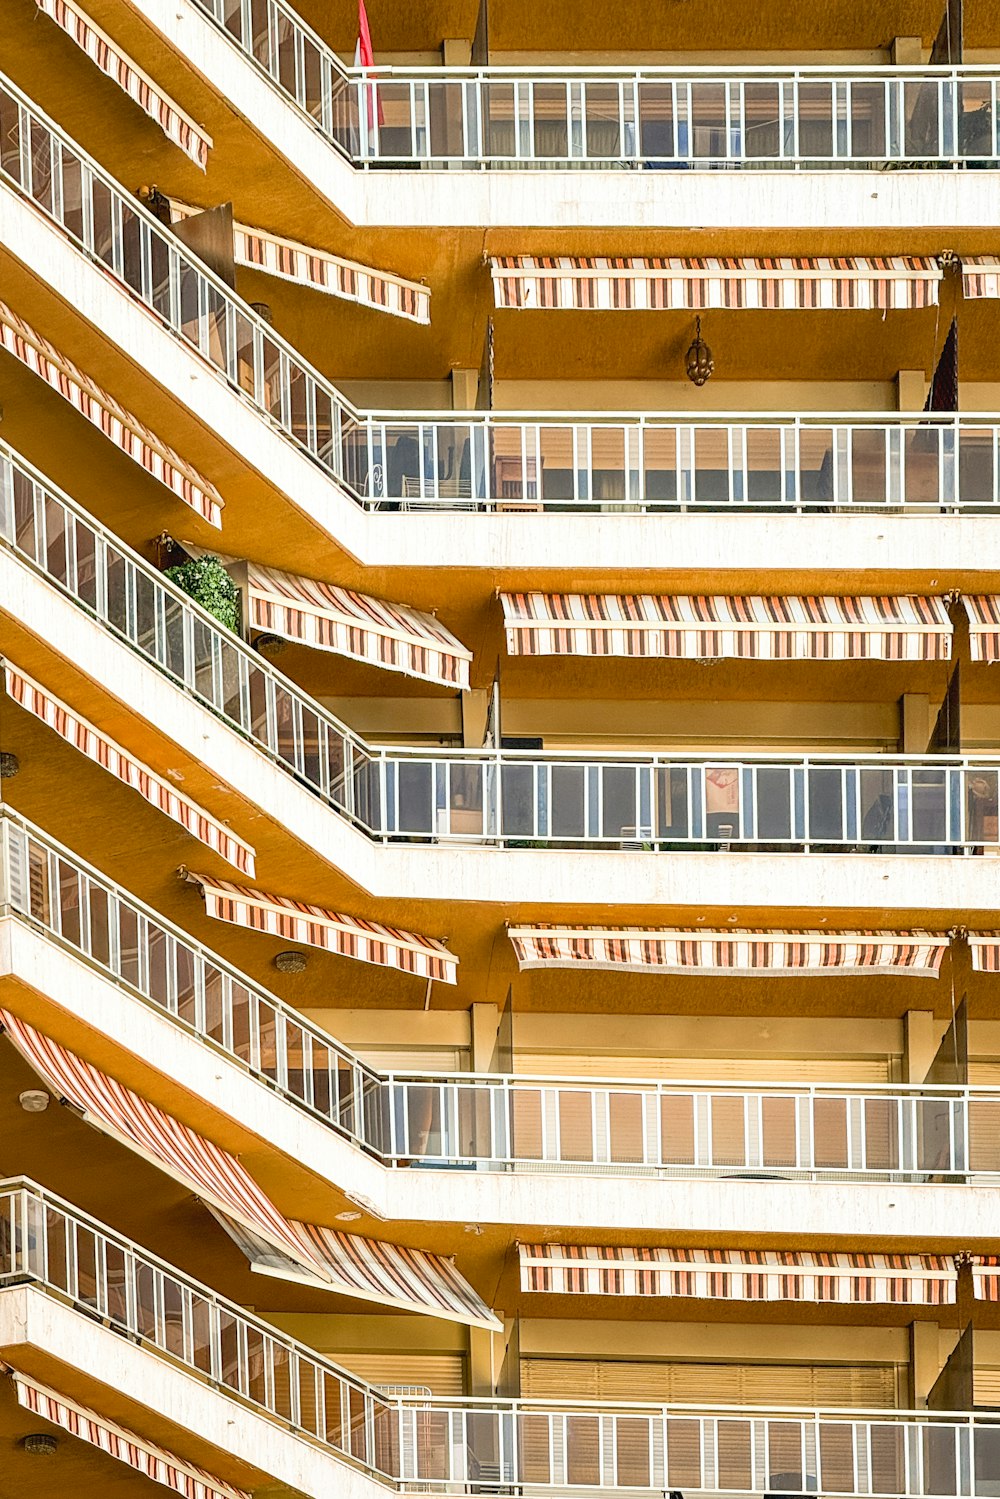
[2,1180,999,1495]
[3,805,999,1185]
[4,435,1000,855]
[4,69,1000,516]
[190,0,1000,169]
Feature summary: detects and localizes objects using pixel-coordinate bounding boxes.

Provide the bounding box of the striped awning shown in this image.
[213,1214,501,1331]
[0,1009,329,1278]
[967,934,1000,972]
[962,596,1000,662]
[0,301,222,527]
[500,594,952,662]
[170,203,428,322]
[34,0,212,169]
[962,257,1000,300]
[9,1369,248,1499]
[187,874,458,984]
[491,257,942,311]
[519,1246,957,1306]
[4,662,254,875]
[247,564,470,687]
[973,1257,1000,1300]
[507,926,947,977]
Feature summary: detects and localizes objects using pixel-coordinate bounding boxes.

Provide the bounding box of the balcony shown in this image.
[5,806,1000,1204]
[3,1179,1000,1497]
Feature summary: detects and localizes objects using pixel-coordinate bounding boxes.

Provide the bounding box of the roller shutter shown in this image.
[520,1358,899,1408]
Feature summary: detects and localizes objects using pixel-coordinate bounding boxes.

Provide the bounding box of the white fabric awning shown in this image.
[962,596,1000,662]
[34,0,212,168]
[973,1257,1000,1300]
[492,256,942,311]
[213,1213,501,1331]
[519,1245,957,1306]
[171,202,428,322]
[188,874,458,985]
[508,926,947,977]
[247,564,470,687]
[501,593,953,662]
[9,1368,248,1499]
[962,257,1000,300]
[4,662,254,875]
[0,300,223,526]
[0,1008,327,1280]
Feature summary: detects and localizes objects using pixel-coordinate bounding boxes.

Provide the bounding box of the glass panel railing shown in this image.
[188,0,1000,169]
[3,803,999,1184]
[2,1180,997,1496]
[3,66,1000,517]
[4,435,1000,856]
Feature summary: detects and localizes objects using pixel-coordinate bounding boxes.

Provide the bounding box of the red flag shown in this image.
[355,0,384,129]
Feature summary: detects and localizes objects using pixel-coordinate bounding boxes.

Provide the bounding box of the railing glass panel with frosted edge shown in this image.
[2,1180,999,1496]
[2,807,1000,1184]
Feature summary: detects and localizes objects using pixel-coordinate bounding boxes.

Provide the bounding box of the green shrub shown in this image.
[164,555,241,632]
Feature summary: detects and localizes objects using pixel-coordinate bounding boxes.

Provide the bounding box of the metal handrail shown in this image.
[5,435,1000,856]
[5,68,1000,517]
[2,1178,997,1496]
[3,804,999,1184]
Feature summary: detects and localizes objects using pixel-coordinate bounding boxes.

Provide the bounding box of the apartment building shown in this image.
[1,0,1000,1495]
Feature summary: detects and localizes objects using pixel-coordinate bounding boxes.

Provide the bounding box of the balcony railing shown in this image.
[5,436,1000,856]
[191,0,1000,169]
[4,806,1000,1186]
[4,70,1000,518]
[3,1180,999,1496]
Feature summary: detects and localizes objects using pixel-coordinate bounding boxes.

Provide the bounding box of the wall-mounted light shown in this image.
[0,752,20,779]
[21,1433,58,1455]
[685,316,715,386]
[19,1089,50,1113]
[274,950,307,974]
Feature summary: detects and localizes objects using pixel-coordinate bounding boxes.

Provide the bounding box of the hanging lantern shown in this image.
[685,317,715,386]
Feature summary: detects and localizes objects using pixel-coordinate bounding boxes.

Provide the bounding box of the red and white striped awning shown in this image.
[0,1008,327,1279]
[9,1369,248,1499]
[213,1214,501,1331]
[508,926,947,977]
[962,596,1000,662]
[519,1246,957,1306]
[500,593,952,662]
[34,0,212,169]
[967,934,1000,972]
[973,1257,1000,1300]
[247,564,470,687]
[4,662,254,875]
[187,874,458,985]
[171,203,428,321]
[962,257,1000,300]
[491,257,942,311]
[0,301,222,527]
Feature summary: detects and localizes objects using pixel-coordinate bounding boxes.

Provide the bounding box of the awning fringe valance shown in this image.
[188,874,458,984]
[171,203,429,322]
[247,564,470,687]
[0,1009,329,1279]
[213,1213,501,1331]
[962,596,1000,662]
[520,1245,957,1305]
[34,0,212,168]
[961,256,1000,300]
[972,1257,1000,1300]
[4,662,254,874]
[966,933,1000,972]
[508,926,947,977]
[501,593,953,662]
[492,256,942,311]
[0,301,223,526]
[8,1368,249,1499]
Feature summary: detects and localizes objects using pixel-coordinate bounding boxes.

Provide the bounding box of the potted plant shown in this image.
[163,554,241,632]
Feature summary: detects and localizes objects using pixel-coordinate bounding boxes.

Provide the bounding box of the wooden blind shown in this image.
[974,1369,1000,1407]
[520,1358,899,1408]
[356,1047,470,1073]
[334,1351,467,1398]
[515,1054,893,1083]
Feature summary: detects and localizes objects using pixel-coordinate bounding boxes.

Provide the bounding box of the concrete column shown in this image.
[896,369,926,411]
[891,37,924,64]
[451,367,479,410]
[462,688,490,747]
[899,693,931,753]
[903,1011,939,1083]
[910,1321,941,1406]
[468,1324,505,1395]
[442,39,473,65]
[471,1001,501,1070]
